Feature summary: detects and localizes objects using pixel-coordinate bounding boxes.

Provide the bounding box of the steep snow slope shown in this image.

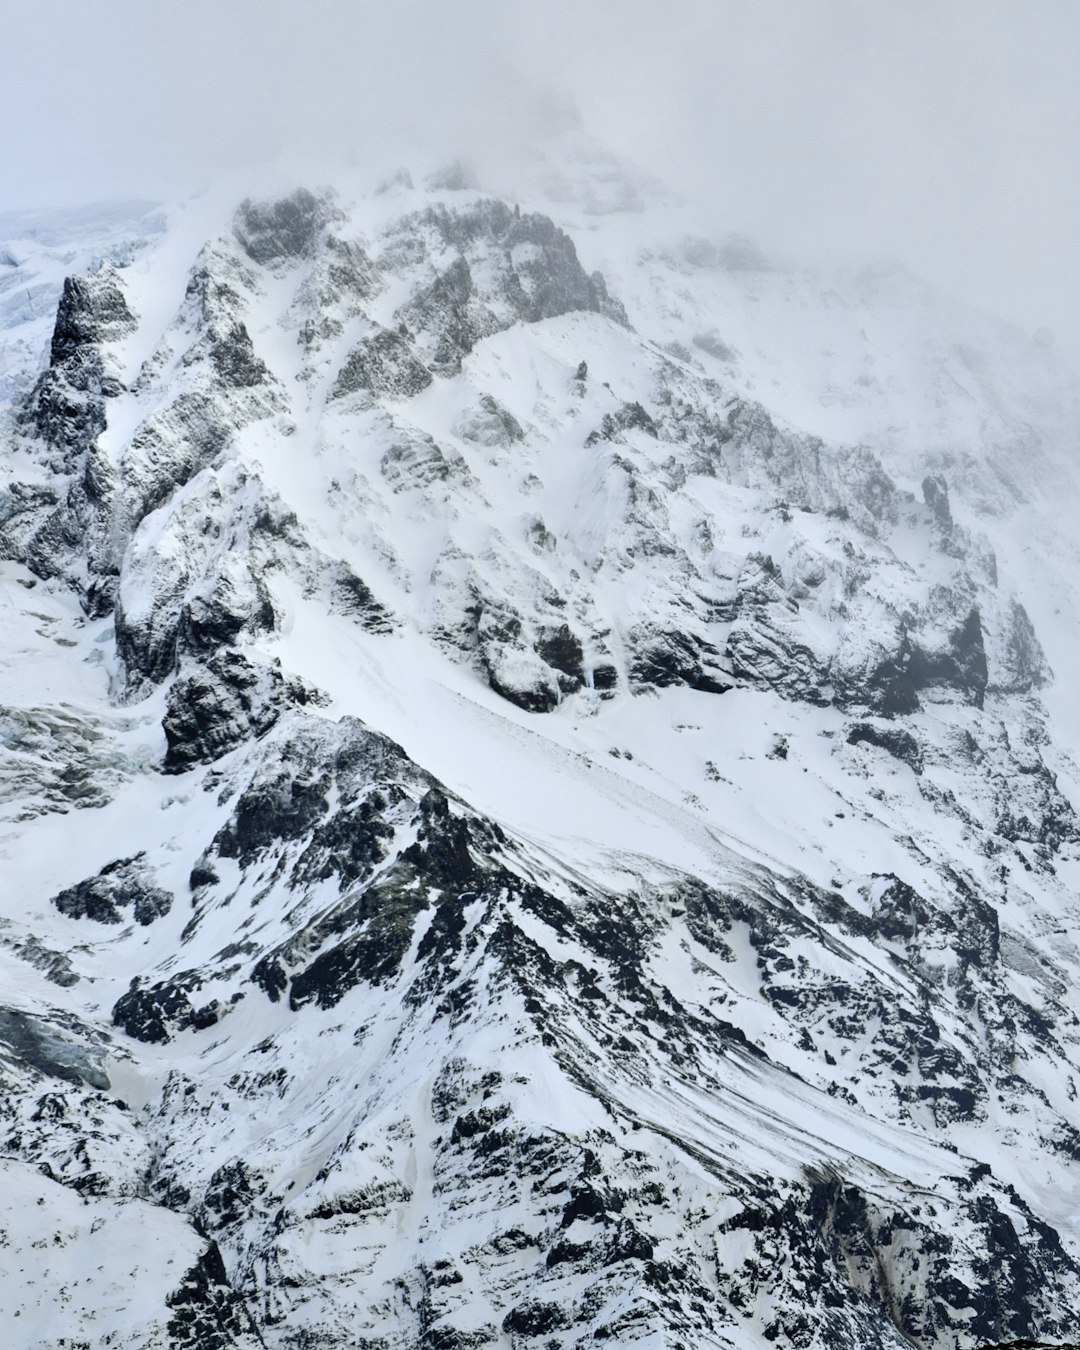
[2,164,1080,1349]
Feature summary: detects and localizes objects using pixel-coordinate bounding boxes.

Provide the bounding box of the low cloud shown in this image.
[3,0,1078,357]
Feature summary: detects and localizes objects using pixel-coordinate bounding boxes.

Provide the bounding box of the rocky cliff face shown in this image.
[2,173,1080,1349]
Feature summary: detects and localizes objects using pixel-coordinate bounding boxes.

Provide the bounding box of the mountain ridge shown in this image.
[2,171,1080,1347]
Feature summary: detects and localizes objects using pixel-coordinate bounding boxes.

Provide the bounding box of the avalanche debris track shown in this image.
[2,157,1080,1348]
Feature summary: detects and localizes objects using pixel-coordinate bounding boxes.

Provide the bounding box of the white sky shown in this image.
[3,0,1078,357]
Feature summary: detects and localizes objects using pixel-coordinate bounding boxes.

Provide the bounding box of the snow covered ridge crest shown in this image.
[2,180,1080,1347]
[1,185,1050,722]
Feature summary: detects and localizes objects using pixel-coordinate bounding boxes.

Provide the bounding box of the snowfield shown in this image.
[2,150,1080,1348]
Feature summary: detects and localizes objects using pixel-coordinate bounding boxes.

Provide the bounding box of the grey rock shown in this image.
[330,324,433,402]
[234,187,341,264]
[847,722,924,774]
[992,599,1051,693]
[163,652,321,773]
[693,330,737,362]
[112,971,218,1044]
[47,271,136,371]
[630,625,733,695]
[454,393,523,448]
[0,1007,109,1090]
[385,199,628,374]
[53,854,172,926]
[585,400,659,446]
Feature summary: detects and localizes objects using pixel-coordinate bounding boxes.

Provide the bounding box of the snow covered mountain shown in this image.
[3,156,1080,1348]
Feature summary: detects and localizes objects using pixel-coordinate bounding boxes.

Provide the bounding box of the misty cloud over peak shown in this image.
[3,1,1078,360]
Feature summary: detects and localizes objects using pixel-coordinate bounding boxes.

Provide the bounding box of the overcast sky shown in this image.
[3,1,1078,357]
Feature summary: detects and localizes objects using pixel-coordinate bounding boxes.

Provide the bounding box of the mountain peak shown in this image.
[2,172,1080,1348]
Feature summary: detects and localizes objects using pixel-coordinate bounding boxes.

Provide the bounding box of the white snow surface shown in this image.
[2,160,1080,1348]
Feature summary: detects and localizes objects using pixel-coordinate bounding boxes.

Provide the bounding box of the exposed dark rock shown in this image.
[502,1298,569,1337]
[847,722,924,774]
[53,853,173,926]
[423,1327,497,1350]
[979,1342,1080,1350]
[2,272,135,608]
[165,1240,264,1349]
[862,639,923,717]
[398,254,496,375]
[6,185,1080,1350]
[381,432,464,490]
[923,474,954,531]
[250,956,288,1004]
[49,272,136,369]
[861,610,988,715]
[723,554,832,705]
[327,564,395,632]
[412,199,626,325]
[163,652,315,773]
[181,579,277,660]
[331,324,433,401]
[199,1159,268,1233]
[994,759,1079,854]
[290,788,397,891]
[470,599,566,711]
[116,507,286,690]
[717,400,898,529]
[0,931,80,988]
[122,391,232,517]
[993,600,1051,693]
[179,263,275,393]
[286,883,426,1007]
[537,623,585,689]
[711,1171,1080,1350]
[206,318,270,389]
[630,626,732,695]
[234,188,340,264]
[114,595,180,688]
[261,862,428,1010]
[951,879,1001,971]
[258,787,506,1011]
[203,719,422,892]
[319,234,377,304]
[932,606,989,707]
[112,973,213,1044]
[414,787,494,885]
[591,663,618,693]
[586,401,659,446]
[213,759,330,865]
[485,658,560,713]
[385,199,627,375]
[868,876,934,944]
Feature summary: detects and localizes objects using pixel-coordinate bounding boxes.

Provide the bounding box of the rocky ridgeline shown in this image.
[1,186,1047,734]
[0,184,1079,1347]
[21,699,1080,1346]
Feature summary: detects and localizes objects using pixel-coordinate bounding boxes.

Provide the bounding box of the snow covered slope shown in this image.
[3,161,1080,1349]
